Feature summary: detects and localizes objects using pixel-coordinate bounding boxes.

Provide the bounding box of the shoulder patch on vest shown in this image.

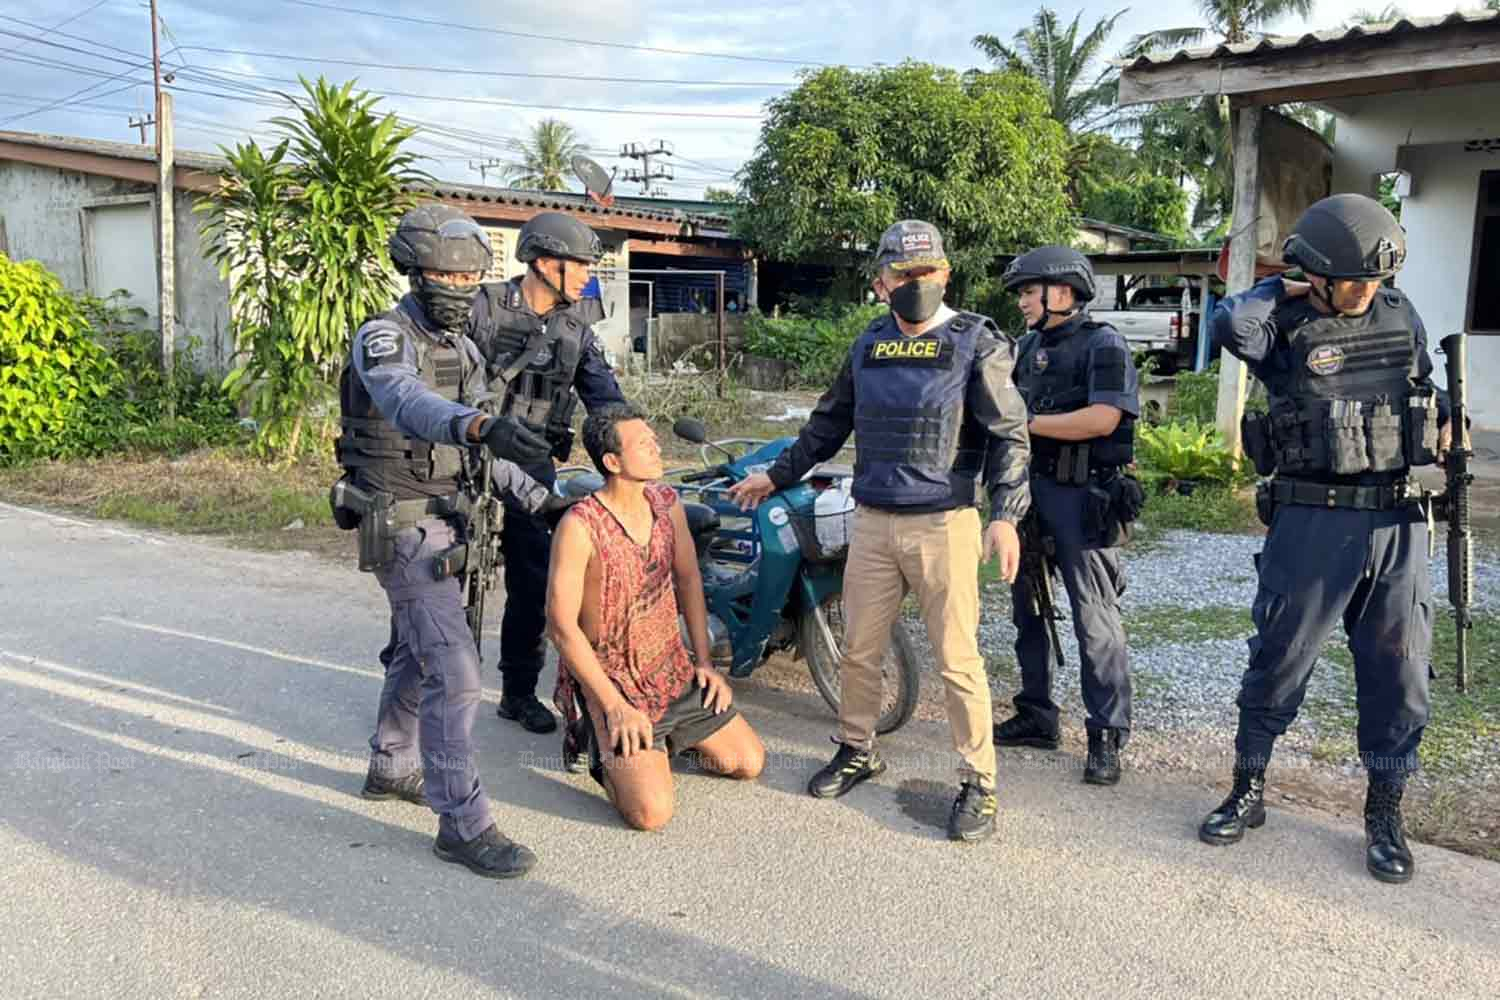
[1306,343,1345,376]
[361,327,405,368]
[1091,345,1129,392]
[864,336,954,368]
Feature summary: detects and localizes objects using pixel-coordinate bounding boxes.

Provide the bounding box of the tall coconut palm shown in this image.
[973,7,1128,133]
[1127,0,1316,54]
[503,118,583,191]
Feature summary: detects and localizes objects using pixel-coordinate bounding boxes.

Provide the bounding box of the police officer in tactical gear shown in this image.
[468,211,627,735]
[341,202,570,879]
[1200,193,1452,885]
[991,246,1141,786]
[729,221,1031,843]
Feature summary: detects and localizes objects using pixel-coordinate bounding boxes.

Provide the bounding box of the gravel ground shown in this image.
[948,529,1500,800]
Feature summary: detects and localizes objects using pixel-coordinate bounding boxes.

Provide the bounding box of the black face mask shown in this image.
[887,278,944,324]
[414,275,479,331]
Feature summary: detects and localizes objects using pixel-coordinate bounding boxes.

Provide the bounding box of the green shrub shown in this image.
[0,255,119,463]
[743,302,885,387]
[1136,418,1248,487]
[73,293,240,456]
[1170,361,1268,424]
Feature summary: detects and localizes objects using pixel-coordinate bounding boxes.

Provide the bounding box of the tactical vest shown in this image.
[336,304,469,501]
[849,312,991,510]
[1014,318,1135,469]
[1249,290,1439,478]
[477,279,584,447]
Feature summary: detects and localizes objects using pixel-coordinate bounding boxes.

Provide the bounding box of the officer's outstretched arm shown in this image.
[766,357,856,489]
[353,321,484,445]
[969,336,1031,523]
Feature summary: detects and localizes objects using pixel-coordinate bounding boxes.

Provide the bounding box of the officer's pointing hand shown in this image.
[483,415,551,465]
[984,519,1021,585]
[727,472,776,510]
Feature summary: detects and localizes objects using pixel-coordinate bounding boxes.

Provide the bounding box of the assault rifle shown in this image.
[433,408,506,655]
[1019,511,1065,664]
[1438,333,1474,693]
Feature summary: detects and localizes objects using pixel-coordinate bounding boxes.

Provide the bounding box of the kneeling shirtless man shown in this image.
[547,403,766,830]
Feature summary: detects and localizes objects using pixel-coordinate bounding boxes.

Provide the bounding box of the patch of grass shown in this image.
[0,446,338,539]
[1135,483,1260,537]
[1127,605,1252,646]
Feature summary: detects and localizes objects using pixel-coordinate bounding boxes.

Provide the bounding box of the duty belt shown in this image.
[1268,478,1416,511]
[1031,444,1116,484]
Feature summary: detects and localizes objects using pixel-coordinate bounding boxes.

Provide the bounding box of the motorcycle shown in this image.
[556,417,920,734]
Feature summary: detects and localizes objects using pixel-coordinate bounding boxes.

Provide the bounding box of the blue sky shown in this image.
[0,0,1469,197]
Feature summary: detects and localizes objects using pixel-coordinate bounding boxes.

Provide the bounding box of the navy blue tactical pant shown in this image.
[368,517,493,841]
[497,460,555,699]
[1234,504,1432,781]
[1011,476,1132,736]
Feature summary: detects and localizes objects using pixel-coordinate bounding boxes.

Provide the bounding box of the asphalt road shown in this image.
[2,500,1497,1000]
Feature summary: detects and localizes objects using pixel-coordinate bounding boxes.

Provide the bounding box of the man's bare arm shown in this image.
[668,499,714,668]
[545,514,652,753]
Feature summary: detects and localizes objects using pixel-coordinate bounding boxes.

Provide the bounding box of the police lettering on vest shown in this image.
[1244,290,1440,477]
[849,313,992,510]
[337,304,469,501]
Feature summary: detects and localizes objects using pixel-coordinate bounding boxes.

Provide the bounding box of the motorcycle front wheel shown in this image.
[799,595,920,735]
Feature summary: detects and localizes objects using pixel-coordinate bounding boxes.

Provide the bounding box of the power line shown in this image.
[274,0,837,67]
[173,45,795,88]
[0,0,111,58]
[0,80,154,127]
[171,66,765,120]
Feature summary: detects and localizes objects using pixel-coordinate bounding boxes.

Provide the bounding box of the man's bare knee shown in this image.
[621,795,674,831]
[731,741,766,780]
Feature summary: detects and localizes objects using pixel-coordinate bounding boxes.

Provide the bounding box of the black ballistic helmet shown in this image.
[388,202,493,275]
[516,211,603,264]
[1001,245,1097,302]
[1282,193,1406,280]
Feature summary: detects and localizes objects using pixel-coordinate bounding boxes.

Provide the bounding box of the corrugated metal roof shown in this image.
[1122,9,1500,69]
[0,129,731,228]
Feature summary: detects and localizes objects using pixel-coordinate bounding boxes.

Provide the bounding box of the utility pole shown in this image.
[151,0,176,401]
[620,140,674,195]
[468,157,504,185]
[128,113,154,144]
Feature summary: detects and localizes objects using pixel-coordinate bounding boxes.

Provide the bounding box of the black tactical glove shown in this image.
[539,492,586,528]
[482,415,551,465]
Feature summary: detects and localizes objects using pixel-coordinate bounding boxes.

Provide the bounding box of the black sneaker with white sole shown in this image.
[807,741,887,799]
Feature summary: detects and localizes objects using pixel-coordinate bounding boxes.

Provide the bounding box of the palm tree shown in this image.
[503,119,583,191]
[1344,4,1404,26]
[973,7,1127,133]
[1128,0,1316,53]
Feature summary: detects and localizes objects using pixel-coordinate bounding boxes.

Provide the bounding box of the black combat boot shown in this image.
[947,781,998,843]
[433,823,538,879]
[807,741,886,799]
[1083,728,1122,786]
[992,713,1061,750]
[1198,766,1267,845]
[497,694,558,734]
[562,716,591,775]
[360,764,426,806]
[1364,778,1415,885]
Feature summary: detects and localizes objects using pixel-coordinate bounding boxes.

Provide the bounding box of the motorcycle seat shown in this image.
[682,501,721,558]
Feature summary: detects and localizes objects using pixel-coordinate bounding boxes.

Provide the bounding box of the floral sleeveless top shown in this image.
[553,483,695,725]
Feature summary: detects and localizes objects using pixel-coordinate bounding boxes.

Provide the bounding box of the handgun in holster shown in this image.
[331,479,399,572]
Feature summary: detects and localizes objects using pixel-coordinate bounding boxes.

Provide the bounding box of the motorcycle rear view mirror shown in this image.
[673,417,707,443]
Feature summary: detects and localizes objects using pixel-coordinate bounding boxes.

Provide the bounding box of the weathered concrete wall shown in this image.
[0,160,232,372]
[1329,81,1500,429]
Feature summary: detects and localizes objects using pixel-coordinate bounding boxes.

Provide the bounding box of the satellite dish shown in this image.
[571,154,616,209]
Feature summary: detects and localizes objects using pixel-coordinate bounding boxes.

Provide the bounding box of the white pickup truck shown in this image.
[1090,284,1206,375]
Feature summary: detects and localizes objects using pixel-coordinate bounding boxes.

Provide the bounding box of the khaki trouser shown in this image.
[837,504,996,788]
